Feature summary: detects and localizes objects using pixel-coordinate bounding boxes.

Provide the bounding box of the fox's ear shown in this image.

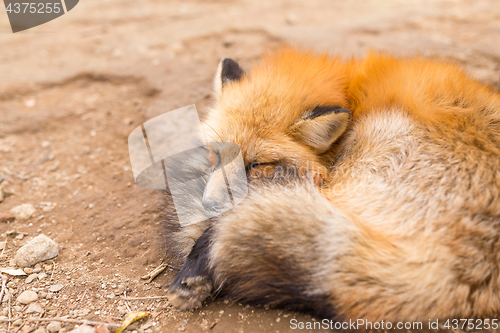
[289,106,351,154]
[214,58,244,96]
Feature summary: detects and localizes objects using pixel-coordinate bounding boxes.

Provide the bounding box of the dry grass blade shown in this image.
[27,317,121,328]
[140,262,168,283]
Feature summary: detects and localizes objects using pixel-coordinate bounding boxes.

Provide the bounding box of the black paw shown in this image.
[166,227,214,310]
[167,275,212,310]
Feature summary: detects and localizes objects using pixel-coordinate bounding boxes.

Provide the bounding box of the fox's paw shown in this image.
[167,275,212,310]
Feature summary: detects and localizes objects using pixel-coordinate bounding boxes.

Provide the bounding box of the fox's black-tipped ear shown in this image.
[289,106,351,154]
[214,58,244,96]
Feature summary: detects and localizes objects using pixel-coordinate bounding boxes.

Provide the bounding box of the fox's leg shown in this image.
[166,226,214,310]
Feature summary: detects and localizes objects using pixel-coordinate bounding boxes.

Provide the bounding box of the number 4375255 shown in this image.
[444,319,499,330]
[5,3,62,14]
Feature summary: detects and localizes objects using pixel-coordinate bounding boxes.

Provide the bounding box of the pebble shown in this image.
[14,234,59,267]
[68,325,97,333]
[33,267,42,273]
[10,203,36,220]
[26,302,44,313]
[25,273,38,283]
[49,284,64,292]
[17,290,38,304]
[23,267,34,274]
[117,306,127,315]
[34,327,47,333]
[13,318,23,326]
[47,321,62,332]
[38,272,48,280]
[46,292,54,299]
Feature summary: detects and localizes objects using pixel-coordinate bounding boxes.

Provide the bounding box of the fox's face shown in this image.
[201,50,352,213]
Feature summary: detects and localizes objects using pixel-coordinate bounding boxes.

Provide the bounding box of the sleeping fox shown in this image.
[165,48,500,322]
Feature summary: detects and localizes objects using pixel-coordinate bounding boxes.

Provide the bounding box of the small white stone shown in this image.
[14,234,59,267]
[49,284,64,292]
[17,290,38,304]
[47,321,62,332]
[26,302,44,314]
[25,273,38,284]
[68,325,96,333]
[10,203,36,220]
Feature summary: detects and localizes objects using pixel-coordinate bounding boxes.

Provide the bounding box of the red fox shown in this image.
[165,48,500,322]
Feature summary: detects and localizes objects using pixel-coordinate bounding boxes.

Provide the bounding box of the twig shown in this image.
[123,291,132,313]
[8,297,11,332]
[79,290,87,303]
[50,261,56,281]
[0,172,14,183]
[24,150,51,175]
[27,317,120,328]
[35,310,45,329]
[13,321,28,333]
[152,309,164,319]
[122,296,169,301]
[0,273,7,304]
[2,167,28,180]
[167,264,180,271]
[0,237,7,258]
[139,249,150,259]
[15,323,34,333]
[140,263,167,283]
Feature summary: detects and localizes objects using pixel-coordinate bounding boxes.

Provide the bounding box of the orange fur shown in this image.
[168,48,500,322]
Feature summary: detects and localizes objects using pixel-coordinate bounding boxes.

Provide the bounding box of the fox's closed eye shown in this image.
[248,162,262,169]
[247,162,275,170]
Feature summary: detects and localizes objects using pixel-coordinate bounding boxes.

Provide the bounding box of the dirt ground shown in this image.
[0,0,500,332]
